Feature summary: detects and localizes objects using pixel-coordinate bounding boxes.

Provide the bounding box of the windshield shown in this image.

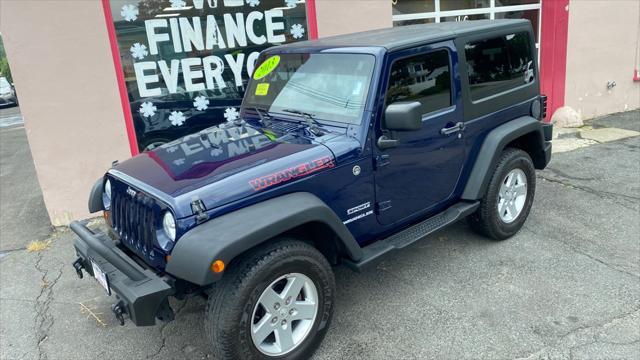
[0,77,10,91]
[244,53,375,125]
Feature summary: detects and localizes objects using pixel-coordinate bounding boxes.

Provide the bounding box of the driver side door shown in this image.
[374,43,465,226]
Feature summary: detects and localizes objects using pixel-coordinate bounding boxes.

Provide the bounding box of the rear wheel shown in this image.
[205,239,335,360]
[469,148,536,240]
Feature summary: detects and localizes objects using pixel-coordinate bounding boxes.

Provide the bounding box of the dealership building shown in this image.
[1,0,638,225]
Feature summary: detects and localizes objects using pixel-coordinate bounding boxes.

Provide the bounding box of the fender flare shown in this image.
[461,116,545,200]
[88,178,104,213]
[165,192,363,286]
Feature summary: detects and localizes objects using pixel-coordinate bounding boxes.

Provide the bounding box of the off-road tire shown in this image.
[468,148,536,240]
[204,239,335,360]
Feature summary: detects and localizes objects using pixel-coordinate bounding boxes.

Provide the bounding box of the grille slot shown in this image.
[112,189,156,258]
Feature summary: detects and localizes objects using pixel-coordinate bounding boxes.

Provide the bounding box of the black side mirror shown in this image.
[384,101,422,131]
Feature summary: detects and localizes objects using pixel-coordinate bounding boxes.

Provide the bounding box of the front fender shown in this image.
[164,192,363,286]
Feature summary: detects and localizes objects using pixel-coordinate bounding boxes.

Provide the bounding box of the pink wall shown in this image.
[564,0,640,118]
[0,1,131,225]
[314,0,392,38]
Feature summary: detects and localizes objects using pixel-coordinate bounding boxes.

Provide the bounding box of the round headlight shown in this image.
[163,211,176,241]
[103,179,112,210]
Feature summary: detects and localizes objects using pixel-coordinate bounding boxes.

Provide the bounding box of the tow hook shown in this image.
[72,258,84,279]
[112,301,127,326]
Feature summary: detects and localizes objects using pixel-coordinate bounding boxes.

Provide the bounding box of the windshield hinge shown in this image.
[190,197,209,224]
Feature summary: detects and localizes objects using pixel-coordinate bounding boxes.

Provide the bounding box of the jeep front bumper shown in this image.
[70,221,174,326]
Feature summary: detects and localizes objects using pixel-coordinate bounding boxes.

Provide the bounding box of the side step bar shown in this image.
[343,201,479,271]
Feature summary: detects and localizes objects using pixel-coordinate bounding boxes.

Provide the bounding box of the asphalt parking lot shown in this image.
[0,106,52,252]
[0,113,638,360]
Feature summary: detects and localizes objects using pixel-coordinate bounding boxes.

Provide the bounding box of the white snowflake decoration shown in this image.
[285,0,297,8]
[246,0,260,7]
[130,43,148,60]
[139,102,157,117]
[210,148,223,157]
[224,107,240,122]
[169,111,186,126]
[173,158,185,166]
[193,96,209,111]
[120,4,138,22]
[290,24,305,39]
[169,0,187,9]
[166,145,179,153]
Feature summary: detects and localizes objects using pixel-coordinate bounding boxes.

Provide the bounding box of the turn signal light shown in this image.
[211,260,225,273]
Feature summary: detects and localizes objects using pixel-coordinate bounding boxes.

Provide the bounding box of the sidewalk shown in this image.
[0,107,51,252]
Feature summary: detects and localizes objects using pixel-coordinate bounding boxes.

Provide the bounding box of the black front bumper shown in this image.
[70,221,174,326]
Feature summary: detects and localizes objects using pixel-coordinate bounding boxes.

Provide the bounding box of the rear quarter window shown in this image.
[465,32,534,101]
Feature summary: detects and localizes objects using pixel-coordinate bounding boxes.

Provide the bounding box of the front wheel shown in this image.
[469,148,536,240]
[205,239,335,360]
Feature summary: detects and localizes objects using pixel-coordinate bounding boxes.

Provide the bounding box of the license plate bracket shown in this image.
[91,260,111,296]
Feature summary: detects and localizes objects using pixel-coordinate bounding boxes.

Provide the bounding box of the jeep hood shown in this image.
[110,122,359,218]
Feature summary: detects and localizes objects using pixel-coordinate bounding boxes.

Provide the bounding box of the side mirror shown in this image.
[384,101,422,131]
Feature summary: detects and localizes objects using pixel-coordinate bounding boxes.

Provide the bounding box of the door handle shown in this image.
[440,122,465,135]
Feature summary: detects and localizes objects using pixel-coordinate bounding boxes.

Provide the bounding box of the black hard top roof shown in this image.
[280,19,529,51]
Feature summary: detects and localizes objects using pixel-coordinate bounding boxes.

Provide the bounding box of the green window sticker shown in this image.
[253,55,280,80]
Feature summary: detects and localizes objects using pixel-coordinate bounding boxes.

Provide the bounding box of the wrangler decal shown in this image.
[249,157,335,191]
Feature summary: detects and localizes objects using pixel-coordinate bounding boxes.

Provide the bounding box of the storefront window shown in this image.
[495,9,539,43]
[108,0,310,151]
[440,0,489,11]
[392,0,436,16]
[392,0,541,48]
[440,13,489,22]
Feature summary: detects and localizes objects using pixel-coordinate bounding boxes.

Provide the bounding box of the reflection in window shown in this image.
[386,50,452,115]
[465,32,534,100]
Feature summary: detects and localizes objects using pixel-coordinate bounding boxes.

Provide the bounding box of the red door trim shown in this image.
[306,0,319,39]
[539,0,569,122]
[102,0,139,156]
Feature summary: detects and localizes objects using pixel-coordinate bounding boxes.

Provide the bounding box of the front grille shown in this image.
[111,187,159,263]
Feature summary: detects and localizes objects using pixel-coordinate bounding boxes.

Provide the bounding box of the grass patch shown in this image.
[26,239,52,252]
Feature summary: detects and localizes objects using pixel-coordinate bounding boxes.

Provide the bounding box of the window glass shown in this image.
[394,18,435,27]
[495,9,540,42]
[244,53,375,125]
[440,13,489,22]
[465,32,534,100]
[440,0,489,11]
[108,0,310,151]
[392,0,436,15]
[386,50,452,115]
[495,0,540,5]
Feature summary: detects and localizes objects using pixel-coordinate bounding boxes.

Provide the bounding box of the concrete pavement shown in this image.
[0,114,638,359]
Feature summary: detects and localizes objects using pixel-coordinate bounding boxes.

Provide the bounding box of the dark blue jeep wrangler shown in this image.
[71,19,552,359]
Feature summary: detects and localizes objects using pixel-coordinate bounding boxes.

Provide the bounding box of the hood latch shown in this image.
[190,197,209,224]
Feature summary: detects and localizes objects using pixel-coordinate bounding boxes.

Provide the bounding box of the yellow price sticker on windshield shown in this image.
[255,83,270,96]
[253,55,280,80]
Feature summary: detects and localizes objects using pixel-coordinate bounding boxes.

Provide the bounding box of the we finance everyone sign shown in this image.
[107,0,311,152]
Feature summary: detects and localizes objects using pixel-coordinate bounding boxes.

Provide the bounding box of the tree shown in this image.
[0,57,12,83]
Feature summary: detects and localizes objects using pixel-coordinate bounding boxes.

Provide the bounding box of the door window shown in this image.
[386,50,452,115]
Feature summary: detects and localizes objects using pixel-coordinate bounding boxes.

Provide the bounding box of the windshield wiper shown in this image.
[281,109,325,136]
[252,106,272,126]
